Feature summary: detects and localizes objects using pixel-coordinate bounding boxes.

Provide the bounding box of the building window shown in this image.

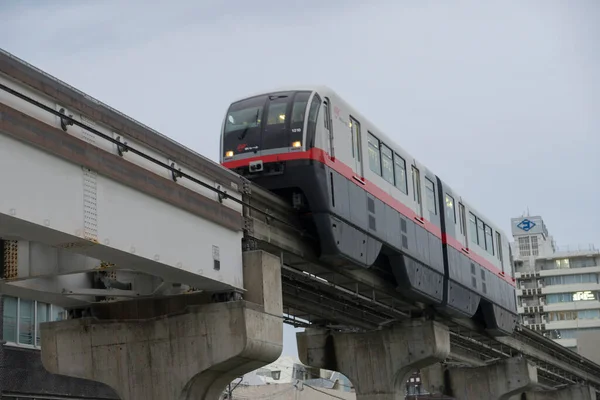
[570,258,596,268]
[3,296,17,343]
[544,273,599,286]
[531,236,539,256]
[19,299,34,346]
[2,296,65,348]
[518,237,531,257]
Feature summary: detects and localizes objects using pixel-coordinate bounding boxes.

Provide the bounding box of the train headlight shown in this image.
[292,141,301,148]
[225,150,234,157]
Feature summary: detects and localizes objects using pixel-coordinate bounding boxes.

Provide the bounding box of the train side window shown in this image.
[411,166,422,207]
[306,95,321,147]
[476,218,485,247]
[323,98,334,156]
[484,224,494,255]
[459,203,465,235]
[469,212,478,244]
[323,100,330,130]
[380,143,394,184]
[367,132,381,175]
[291,93,309,124]
[394,154,408,194]
[445,194,456,224]
[349,117,361,162]
[424,177,436,215]
[496,231,503,263]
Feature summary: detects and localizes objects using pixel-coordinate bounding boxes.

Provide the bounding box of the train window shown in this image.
[308,96,320,123]
[323,100,330,130]
[485,224,494,255]
[291,93,310,124]
[394,154,408,194]
[411,166,422,207]
[267,102,287,125]
[445,194,456,224]
[477,218,485,248]
[411,165,423,215]
[306,95,321,147]
[367,133,381,175]
[424,178,436,215]
[381,144,394,184]
[349,117,361,162]
[459,203,465,235]
[496,231,503,263]
[469,212,478,244]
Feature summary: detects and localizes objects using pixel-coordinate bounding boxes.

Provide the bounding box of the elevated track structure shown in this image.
[0,48,598,397]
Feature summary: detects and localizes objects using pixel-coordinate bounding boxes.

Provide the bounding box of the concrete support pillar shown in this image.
[421,357,539,400]
[296,319,451,400]
[520,385,597,400]
[39,250,283,400]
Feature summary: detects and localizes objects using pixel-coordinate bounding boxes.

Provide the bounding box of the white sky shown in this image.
[2,0,598,359]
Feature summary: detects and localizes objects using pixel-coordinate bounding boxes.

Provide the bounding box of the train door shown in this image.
[411,164,423,219]
[349,117,363,178]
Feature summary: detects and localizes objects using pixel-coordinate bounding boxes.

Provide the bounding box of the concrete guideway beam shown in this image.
[421,357,539,400]
[519,385,597,400]
[0,92,246,296]
[39,250,284,400]
[296,319,451,400]
[496,334,600,387]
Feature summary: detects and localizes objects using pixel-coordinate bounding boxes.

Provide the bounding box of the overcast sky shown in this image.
[1,0,598,359]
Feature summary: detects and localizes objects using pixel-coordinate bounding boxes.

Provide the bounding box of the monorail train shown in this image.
[219,86,518,336]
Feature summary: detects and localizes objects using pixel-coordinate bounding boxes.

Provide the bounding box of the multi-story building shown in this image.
[511,215,600,361]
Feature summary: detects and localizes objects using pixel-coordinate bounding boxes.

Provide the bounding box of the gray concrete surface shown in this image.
[39,250,284,400]
[297,319,451,400]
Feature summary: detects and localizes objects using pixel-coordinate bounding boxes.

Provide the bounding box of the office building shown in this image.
[511,215,600,362]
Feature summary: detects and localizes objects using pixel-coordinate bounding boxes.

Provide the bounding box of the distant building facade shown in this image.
[511,215,600,362]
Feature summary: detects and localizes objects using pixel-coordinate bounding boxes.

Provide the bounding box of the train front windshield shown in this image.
[222,91,312,159]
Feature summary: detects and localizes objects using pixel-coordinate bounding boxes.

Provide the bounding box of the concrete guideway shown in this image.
[421,357,597,400]
[0,53,249,303]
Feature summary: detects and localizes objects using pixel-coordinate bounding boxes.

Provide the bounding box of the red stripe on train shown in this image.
[222,149,515,287]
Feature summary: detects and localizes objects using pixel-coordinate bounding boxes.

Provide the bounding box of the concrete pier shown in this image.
[421,357,539,400]
[39,250,284,400]
[296,319,451,400]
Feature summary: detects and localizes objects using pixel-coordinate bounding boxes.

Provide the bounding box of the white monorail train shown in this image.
[220,86,518,336]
